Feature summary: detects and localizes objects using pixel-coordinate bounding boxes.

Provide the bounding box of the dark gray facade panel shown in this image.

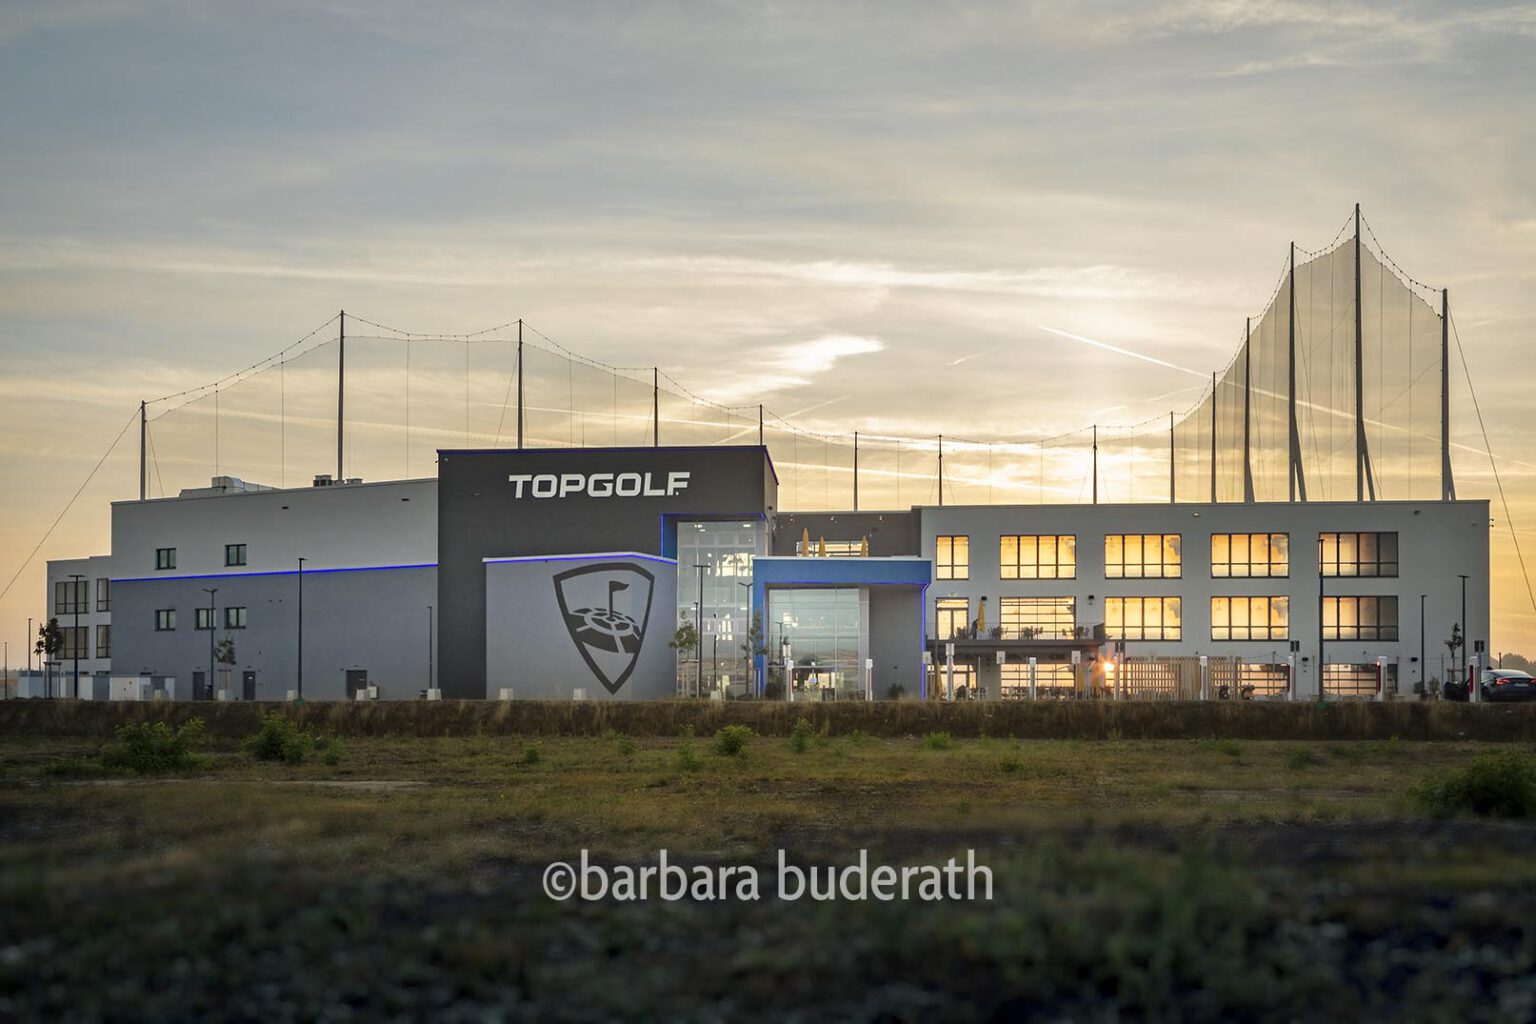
[485,555,679,700]
[773,511,919,556]
[868,587,924,699]
[437,446,776,697]
[114,567,435,701]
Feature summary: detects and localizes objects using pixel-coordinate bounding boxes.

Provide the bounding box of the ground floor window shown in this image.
[1324,662,1393,698]
[999,661,1076,699]
[775,587,863,700]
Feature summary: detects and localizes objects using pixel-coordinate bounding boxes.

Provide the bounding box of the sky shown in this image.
[2,0,1535,657]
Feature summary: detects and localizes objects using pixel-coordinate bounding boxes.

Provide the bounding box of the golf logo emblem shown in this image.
[553,563,656,694]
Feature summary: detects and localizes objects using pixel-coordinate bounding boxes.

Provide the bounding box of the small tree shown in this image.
[215,637,237,693]
[740,611,767,696]
[35,618,63,697]
[1446,623,1465,669]
[669,621,700,695]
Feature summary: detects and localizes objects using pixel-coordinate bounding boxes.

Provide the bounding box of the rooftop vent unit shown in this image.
[344,477,364,485]
[312,474,334,487]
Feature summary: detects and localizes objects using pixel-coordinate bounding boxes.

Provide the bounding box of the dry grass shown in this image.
[5,697,1536,741]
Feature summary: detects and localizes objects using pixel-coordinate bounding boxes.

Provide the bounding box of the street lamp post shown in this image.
[202,587,219,700]
[1317,537,1326,702]
[24,616,31,699]
[297,557,307,701]
[693,563,708,698]
[1420,594,1427,697]
[427,605,434,693]
[69,573,85,700]
[1458,574,1470,688]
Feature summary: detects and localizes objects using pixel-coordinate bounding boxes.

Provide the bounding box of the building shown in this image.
[41,445,1490,702]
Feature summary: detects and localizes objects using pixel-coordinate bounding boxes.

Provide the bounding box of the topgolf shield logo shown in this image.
[552,563,656,695]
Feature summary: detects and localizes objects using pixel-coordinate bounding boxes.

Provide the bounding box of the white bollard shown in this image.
[1199,655,1210,701]
[1028,657,1038,701]
[498,687,514,701]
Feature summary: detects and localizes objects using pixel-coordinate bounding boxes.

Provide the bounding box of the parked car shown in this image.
[1481,669,1536,702]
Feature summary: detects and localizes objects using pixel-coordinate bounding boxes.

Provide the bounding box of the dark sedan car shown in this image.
[1481,670,1536,702]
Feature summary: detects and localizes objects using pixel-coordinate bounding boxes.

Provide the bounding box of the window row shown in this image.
[54,577,111,614]
[154,544,248,571]
[933,595,1399,643]
[154,607,248,631]
[932,531,1398,580]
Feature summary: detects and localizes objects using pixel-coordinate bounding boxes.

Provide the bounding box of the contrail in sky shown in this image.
[1035,325,1208,378]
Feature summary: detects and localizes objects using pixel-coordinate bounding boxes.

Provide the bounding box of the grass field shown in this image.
[4,720,1536,1020]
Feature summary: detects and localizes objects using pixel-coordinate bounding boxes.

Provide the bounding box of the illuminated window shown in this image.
[795,540,864,557]
[936,536,969,580]
[1105,597,1182,641]
[1211,533,1288,578]
[1000,535,1076,579]
[1104,534,1181,579]
[1000,662,1077,699]
[1324,663,1394,698]
[935,597,969,639]
[1319,532,1398,578]
[1210,596,1290,640]
[1323,596,1399,641]
[998,597,1076,639]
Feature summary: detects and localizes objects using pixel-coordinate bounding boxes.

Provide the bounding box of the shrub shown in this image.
[676,725,699,772]
[1285,747,1322,770]
[1211,739,1244,761]
[522,742,543,766]
[243,712,314,764]
[316,735,344,766]
[923,731,955,751]
[713,724,754,757]
[1413,752,1536,818]
[613,733,638,758]
[998,756,1023,775]
[788,718,813,754]
[102,718,211,774]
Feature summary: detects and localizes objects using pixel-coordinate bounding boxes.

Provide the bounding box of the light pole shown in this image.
[297,557,307,701]
[427,605,434,693]
[1457,574,1469,685]
[25,616,32,698]
[1317,536,1326,702]
[710,613,719,696]
[68,573,85,700]
[202,587,218,700]
[1419,594,1427,696]
[693,563,708,698]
